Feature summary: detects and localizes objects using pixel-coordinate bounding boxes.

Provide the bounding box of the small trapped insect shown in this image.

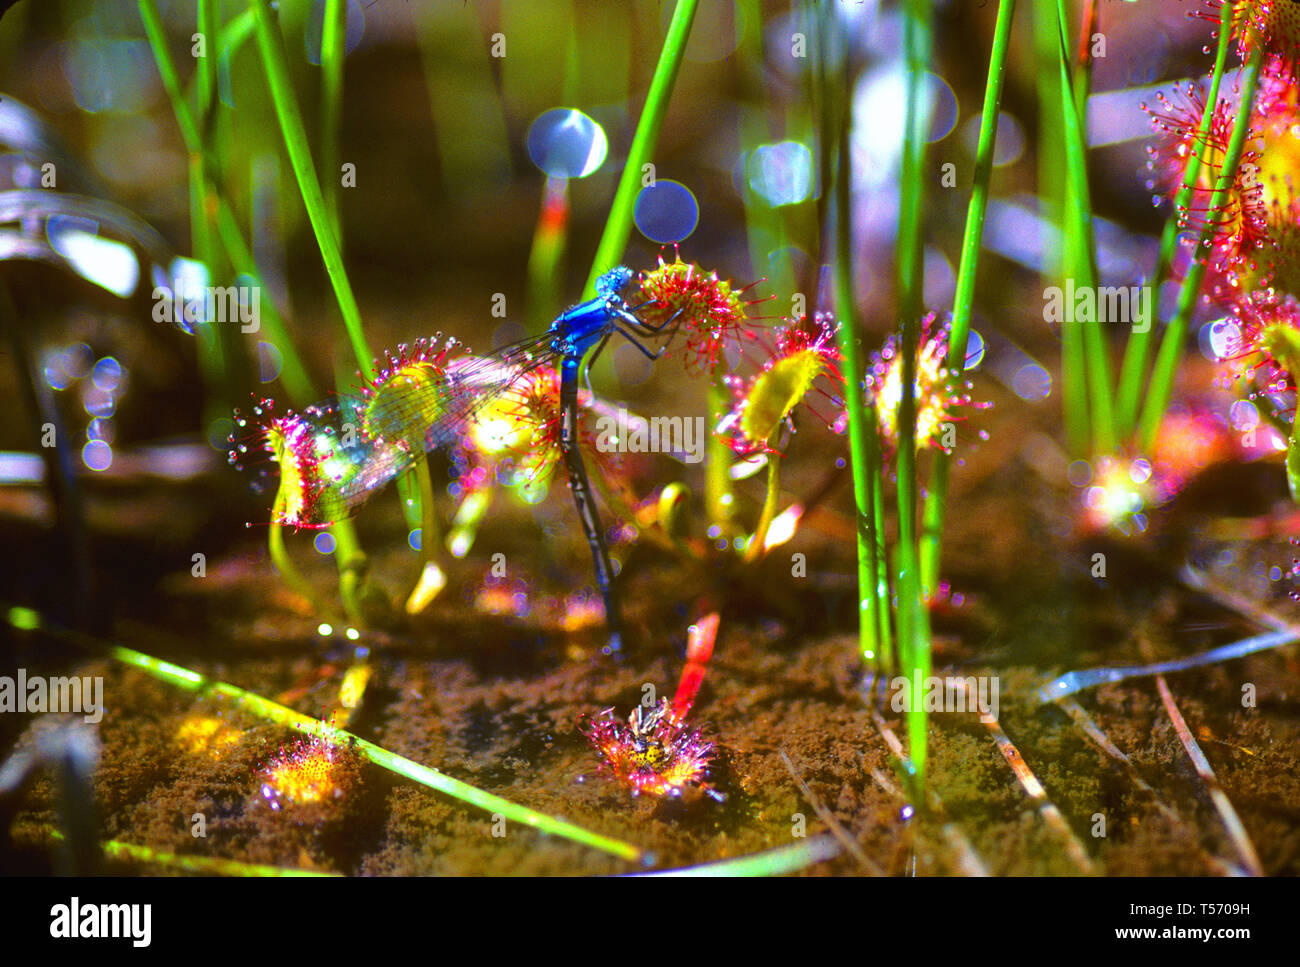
[581,613,723,801]
[581,702,720,801]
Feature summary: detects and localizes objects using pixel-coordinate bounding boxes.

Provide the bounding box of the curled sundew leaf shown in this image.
[718,313,845,457]
[1216,290,1300,402]
[360,337,465,450]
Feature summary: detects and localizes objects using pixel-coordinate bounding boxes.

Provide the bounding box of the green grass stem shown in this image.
[819,2,890,671]
[744,457,780,563]
[896,0,934,788]
[140,0,363,616]
[93,640,645,863]
[1030,0,1085,454]
[35,829,339,877]
[320,0,346,242]
[251,0,372,372]
[1054,0,1114,455]
[139,0,235,416]
[1116,2,1236,439]
[1137,45,1266,451]
[919,0,1016,596]
[583,0,699,294]
[631,834,841,876]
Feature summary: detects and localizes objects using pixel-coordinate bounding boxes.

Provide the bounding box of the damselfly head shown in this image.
[596,265,635,299]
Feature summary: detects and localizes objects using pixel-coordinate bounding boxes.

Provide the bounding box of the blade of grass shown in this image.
[820,3,890,671]
[966,682,1097,873]
[139,0,236,419]
[1137,45,1265,450]
[895,0,934,790]
[138,0,200,151]
[214,199,316,403]
[1153,675,1264,875]
[629,835,841,877]
[32,829,339,876]
[1054,0,1115,455]
[250,0,372,371]
[1030,0,1086,454]
[583,0,699,293]
[140,0,362,618]
[404,456,447,615]
[6,621,641,864]
[781,749,884,874]
[139,1,314,405]
[919,0,1016,595]
[269,489,341,621]
[320,0,346,242]
[744,456,781,562]
[251,0,407,598]
[1116,1,1236,438]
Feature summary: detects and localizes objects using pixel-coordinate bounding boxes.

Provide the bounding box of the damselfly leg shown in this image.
[547,267,685,655]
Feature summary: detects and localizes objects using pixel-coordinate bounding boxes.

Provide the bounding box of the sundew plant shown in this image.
[0,0,1296,889]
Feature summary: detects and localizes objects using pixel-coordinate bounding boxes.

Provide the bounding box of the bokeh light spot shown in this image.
[304,0,366,65]
[747,141,814,207]
[82,439,112,472]
[91,356,123,393]
[634,179,699,243]
[964,330,986,370]
[1011,362,1051,401]
[527,108,608,178]
[258,341,283,383]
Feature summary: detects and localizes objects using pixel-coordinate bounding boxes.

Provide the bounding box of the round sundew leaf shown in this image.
[363,362,453,449]
[739,350,827,449]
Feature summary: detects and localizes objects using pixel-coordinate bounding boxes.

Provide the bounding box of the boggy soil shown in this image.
[2,375,1299,876]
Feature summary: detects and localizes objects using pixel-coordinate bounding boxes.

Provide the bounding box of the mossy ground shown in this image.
[3,373,1297,876]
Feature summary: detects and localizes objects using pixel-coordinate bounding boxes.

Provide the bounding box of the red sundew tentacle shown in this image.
[1215,290,1300,408]
[258,731,360,811]
[632,252,767,374]
[1187,0,1300,70]
[359,335,466,448]
[231,398,354,529]
[671,612,719,722]
[1142,81,1269,281]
